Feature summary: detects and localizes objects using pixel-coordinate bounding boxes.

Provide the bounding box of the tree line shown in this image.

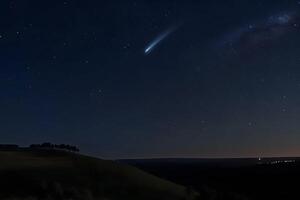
[30,143,80,152]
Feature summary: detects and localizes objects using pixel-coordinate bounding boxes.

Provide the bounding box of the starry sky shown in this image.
[2,0,300,159]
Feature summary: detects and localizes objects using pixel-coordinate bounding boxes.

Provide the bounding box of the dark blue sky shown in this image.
[2,0,300,158]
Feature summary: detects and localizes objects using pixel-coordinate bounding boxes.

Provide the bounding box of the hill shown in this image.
[0,149,199,200]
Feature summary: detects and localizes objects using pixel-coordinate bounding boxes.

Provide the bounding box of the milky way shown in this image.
[217,11,299,52]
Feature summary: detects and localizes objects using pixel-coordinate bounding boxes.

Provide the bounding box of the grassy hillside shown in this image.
[0,149,199,200]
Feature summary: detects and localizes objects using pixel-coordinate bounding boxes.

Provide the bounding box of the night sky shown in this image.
[2,0,300,159]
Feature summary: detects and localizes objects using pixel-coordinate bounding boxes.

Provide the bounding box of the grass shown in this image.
[0,149,199,200]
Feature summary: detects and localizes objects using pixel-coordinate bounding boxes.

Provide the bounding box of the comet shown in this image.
[144,24,181,55]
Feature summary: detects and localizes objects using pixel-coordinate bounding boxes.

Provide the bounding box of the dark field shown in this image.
[0,149,198,200]
[2,148,300,200]
[119,158,300,200]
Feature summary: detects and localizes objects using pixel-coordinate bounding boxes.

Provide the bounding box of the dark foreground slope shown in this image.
[121,158,300,200]
[0,150,199,200]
